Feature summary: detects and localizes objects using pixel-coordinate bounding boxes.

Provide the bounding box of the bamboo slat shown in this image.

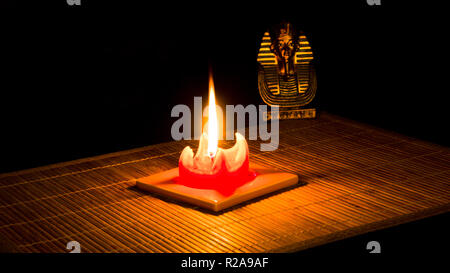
[0,112,448,253]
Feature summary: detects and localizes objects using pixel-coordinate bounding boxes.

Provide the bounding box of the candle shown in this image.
[135,72,298,211]
[177,74,254,194]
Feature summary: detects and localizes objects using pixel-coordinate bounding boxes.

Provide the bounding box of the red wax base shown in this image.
[178,150,251,196]
[174,170,257,196]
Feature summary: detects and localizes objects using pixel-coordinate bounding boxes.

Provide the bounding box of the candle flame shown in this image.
[207,74,218,158]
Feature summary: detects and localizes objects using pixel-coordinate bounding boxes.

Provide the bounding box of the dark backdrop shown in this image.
[1,1,446,173]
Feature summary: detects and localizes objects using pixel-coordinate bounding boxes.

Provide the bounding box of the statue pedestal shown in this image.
[264,108,316,120]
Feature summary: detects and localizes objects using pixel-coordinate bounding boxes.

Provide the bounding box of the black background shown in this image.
[0,0,447,262]
[1,0,447,173]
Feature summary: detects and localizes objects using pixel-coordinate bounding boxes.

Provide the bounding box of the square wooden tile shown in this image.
[135,163,299,212]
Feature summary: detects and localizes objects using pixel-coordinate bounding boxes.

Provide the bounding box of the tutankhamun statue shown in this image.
[257,22,317,120]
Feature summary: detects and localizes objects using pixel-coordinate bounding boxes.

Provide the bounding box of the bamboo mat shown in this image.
[0,112,448,253]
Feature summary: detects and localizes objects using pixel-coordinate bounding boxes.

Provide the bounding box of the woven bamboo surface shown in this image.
[0,112,449,253]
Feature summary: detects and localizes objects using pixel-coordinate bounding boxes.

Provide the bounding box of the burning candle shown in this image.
[177,74,254,193]
[136,72,298,211]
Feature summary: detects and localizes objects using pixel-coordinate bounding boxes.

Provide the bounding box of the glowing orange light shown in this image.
[207,75,218,158]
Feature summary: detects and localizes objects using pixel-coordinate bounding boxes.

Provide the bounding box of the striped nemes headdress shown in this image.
[257,24,317,108]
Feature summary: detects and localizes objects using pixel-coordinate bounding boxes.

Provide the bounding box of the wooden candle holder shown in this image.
[135,163,298,212]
